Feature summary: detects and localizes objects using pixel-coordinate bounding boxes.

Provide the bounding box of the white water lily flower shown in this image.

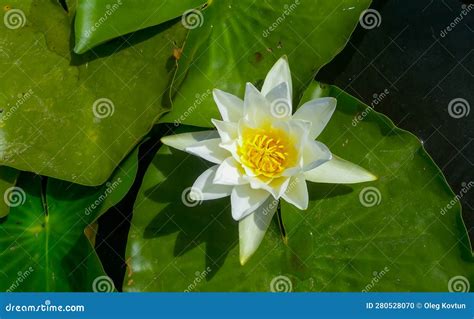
[162,56,377,265]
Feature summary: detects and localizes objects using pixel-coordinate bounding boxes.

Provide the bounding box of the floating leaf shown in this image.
[123,83,473,291]
[0,144,140,291]
[160,0,372,127]
[0,0,185,186]
[74,0,205,53]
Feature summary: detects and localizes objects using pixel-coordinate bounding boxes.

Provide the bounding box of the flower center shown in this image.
[238,127,295,178]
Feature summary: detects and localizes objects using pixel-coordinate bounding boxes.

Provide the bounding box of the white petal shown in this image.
[192,166,233,200]
[213,89,244,122]
[231,184,270,221]
[243,83,271,124]
[161,131,218,151]
[302,140,332,171]
[261,56,292,100]
[304,155,377,184]
[239,196,278,265]
[282,174,308,210]
[211,119,238,144]
[252,176,291,199]
[287,119,311,150]
[185,138,229,164]
[293,97,337,139]
[213,157,246,186]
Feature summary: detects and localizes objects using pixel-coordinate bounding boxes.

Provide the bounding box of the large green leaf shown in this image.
[0,0,185,186]
[0,143,140,291]
[160,0,372,127]
[124,83,473,292]
[74,0,206,54]
[0,167,19,218]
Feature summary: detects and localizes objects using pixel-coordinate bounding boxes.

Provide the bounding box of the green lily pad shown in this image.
[0,143,140,291]
[123,83,473,292]
[0,167,19,218]
[74,0,206,54]
[0,0,185,186]
[160,0,372,127]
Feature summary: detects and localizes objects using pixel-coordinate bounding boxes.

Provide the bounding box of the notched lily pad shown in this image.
[123,83,473,291]
[0,143,140,291]
[0,0,186,186]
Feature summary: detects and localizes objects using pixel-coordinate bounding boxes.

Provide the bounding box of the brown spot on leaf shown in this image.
[173,47,183,60]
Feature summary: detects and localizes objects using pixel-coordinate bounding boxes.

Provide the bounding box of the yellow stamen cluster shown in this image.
[239,127,295,178]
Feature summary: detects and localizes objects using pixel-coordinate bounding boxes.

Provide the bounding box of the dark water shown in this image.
[318,0,473,242]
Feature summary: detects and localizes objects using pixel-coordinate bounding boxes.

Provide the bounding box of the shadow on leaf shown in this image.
[142,149,238,280]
